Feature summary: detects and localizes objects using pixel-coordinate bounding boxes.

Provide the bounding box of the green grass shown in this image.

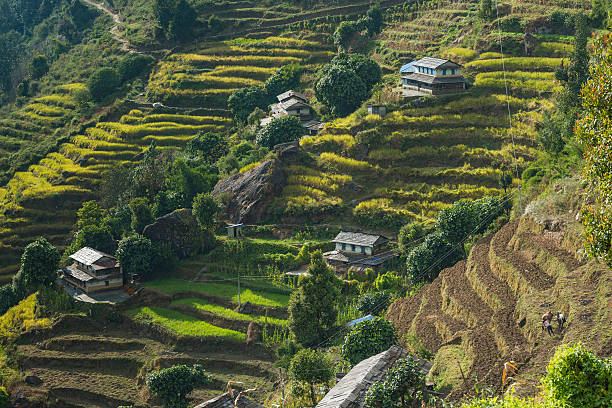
[171,298,288,326]
[126,306,245,340]
[145,279,290,308]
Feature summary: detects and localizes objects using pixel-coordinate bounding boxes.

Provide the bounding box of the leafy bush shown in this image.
[87,67,121,101]
[217,141,268,175]
[365,356,425,408]
[341,317,398,366]
[192,192,218,231]
[12,237,60,299]
[373,272,402,292]
[29,54,48,80]
[542,343,611,408]
[129,197,154,234]
[357,291,390,315]
[256,115,304,148]
[0,285,17,316]
[0,386,8,408]
[146,364,211,408]
[398,223,426,257]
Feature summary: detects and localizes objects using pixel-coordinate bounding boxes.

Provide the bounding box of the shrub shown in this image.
[29,55,48,79]
[192,192,218,231]
[12,237,60,298]
[146,364,211,408]
[435,199,480,257]
[87,67,121,101]
[0,284,17,316]
[0,386,8,408]
[542,343,611,408]
[365,356,425,408]
[398,222,426,257]
[256,115,304,148]
[315,65,367,116]
[129,197,154,234]
[357,291,390,315]
[341,317,398,366]
[373,272,402,292]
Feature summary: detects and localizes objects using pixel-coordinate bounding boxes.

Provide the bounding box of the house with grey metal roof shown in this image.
[401,57,466,95]
[195,392,263,408]
[61,247,123,294]
[323,232,395,274]
[261,90,325,135]
[316,346,432,408]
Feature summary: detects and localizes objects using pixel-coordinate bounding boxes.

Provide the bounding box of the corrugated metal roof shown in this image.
[331,232,388,247]
[62,265,96,282]
[346,315,375,327]
[195,393,263,408]
[69,247,106,266]
[277,90,308,103]
[399,61,416,73]
[401,72,466,84]
[413,57,462,69]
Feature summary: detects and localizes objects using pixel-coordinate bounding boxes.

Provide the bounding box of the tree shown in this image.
[29,54,48,79]
[0,284,17,316]
[0,386,8,408]
[67,224,115,255]
[357,291,390,316]
[333,20,359,50]
[362,3,384,36]
[87,67,121,101]
[576,34,612,265]
[129,197,154,234]
[341,317,398,366]
[146,364,211,408]
[365,356,425,408]
[398,222,426,257]
[315,65,367,116]
[167,158,218,206]
[289,348,335,406]
[247,107,267,127]
[153,190,183,218]
[153,0,176,30]
[264,64,304,101]
[12,237,60,298]
[342,53,382,91]
[478,0,494,20]
[192,192,218,230]
[435,199,479,257]
[498,171,513,195]
[542,343,611,408]
[288,251,341,346]
[77,200,105,230]
[186,131,227,164]
[116,234,153,280]
[117,54,155,82]
[373,272,402,292]
[131,143,170,199]
[228,86,268,123]
[256,115,304,148]
[168,0,197,41]
[406,232,461,283]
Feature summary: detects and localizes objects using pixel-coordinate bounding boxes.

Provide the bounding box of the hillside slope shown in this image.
[387,180,612,398]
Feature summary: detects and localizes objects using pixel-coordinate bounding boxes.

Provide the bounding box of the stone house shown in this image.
[400,57,466,94]
[260,90,325,135]
[61,247,123,293]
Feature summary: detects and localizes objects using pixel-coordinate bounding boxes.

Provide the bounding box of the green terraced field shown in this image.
[171,298,288,326]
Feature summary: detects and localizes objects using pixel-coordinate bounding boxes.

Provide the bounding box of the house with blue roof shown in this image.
[400,57,466,95]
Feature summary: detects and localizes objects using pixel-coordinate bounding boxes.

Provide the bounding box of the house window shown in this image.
[361,246,365,254]
[105,280,110,286]
[443,69,447,75]
[342,243,346,251]
[351,244,356,252]
[452,68,455,75]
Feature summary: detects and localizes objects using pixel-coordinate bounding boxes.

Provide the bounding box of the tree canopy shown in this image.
[116,234,153,280]
[192,192,218,230]
[288,251,341,346]
[87,67,121,101]
[12,237,60,298]
[228,86,268,123]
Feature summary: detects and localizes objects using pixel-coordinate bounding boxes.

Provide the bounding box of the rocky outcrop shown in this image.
[213,159,286,223]
[142,208,201,258]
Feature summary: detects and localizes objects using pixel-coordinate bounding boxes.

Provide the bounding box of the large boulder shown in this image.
[213,159,286,223]
[142,208,201,258]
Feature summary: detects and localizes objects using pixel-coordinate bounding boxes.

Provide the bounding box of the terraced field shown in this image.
[387,216,612,397]
[0,32,334,281]
[14,276,291,407]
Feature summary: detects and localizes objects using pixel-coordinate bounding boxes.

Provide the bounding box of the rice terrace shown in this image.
[0,1,610,408]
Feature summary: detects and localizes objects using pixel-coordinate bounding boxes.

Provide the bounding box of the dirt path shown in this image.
[82,0,135,53]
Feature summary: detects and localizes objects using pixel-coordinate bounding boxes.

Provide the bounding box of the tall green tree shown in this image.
[29,54,48,79]
[146,365,211,408]
[256,115,304,148]
[168,0,197,41]
[576,34,612,265]
[129,197,154,234]
[77,200,105,230]
[435,199,479,257]
[289,348,335,406]
[192,192,218,230]
[478,0,494,20]
[153,0,176,30]
[12,237,60,298]
[87,67,121,101]
[116,234,153,280]
[288,251,341,346]
[264,64,304,100]
[228,86,268,123]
